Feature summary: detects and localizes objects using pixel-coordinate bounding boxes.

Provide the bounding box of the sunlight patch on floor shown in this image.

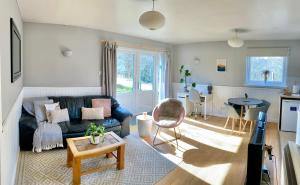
[186,117,244,133]
[155,131,197,164]
[179,122,243,153]
[180,162,232,185]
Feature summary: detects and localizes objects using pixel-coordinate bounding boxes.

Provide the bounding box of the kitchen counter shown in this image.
[281,94,300,99]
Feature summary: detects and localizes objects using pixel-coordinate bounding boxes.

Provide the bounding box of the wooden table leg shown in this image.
[117,145,125,170]
[106,152,113,158]
[239,106,244,133]
[73,158,81,185]
[67,145,73,167]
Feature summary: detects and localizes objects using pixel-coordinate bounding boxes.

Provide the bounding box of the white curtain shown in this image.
[158,51,172,102]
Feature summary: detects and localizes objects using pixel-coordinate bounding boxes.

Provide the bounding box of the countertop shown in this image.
[281,94,300,99]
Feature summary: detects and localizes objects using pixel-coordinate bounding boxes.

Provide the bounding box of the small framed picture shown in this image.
[216,59,226,72]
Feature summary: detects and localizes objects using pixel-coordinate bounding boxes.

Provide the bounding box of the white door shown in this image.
[116,49,158,115]
[136,53,156,113]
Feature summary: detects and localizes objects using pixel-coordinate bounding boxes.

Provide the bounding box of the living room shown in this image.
[1,0,300,185]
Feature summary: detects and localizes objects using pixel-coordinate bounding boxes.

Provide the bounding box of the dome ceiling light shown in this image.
[228,28,247,48]
[139,0,165,30]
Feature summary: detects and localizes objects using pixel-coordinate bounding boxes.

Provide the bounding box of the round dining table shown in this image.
[228,98,263,132]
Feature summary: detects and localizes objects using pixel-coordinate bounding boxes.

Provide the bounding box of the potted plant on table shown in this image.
[85,123,106,144]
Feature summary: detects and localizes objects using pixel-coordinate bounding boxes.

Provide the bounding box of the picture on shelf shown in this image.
[216,59,226,72]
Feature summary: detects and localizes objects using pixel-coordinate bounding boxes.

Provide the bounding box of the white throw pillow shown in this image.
[45,102,60,123]
[81,107,104,120]
[49,108,70,124]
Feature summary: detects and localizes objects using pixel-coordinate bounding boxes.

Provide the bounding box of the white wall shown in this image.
[173,40,300,87]
[23,22,171,87]
[172,40,300,123]
[0,0,23,121]
[0,0,23,185]
[23,87,101,98]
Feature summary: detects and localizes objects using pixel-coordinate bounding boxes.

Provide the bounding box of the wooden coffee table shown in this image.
[66,131,126,185]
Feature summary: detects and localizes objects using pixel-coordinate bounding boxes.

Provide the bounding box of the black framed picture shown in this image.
[10,18,21,83]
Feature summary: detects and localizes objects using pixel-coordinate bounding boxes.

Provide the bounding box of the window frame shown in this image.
[245,56,288,88]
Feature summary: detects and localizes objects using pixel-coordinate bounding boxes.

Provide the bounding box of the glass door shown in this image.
[136,53,156,113]
[116,50,136,113]
[116,48,158,115]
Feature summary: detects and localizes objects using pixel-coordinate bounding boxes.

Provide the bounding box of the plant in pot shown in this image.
[262,70,271,83]
[179,65,196,92]
[85,123,106,145]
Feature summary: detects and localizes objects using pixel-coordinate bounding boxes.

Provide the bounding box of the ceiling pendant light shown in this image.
[228,29,244,48]
[139,0,165,30]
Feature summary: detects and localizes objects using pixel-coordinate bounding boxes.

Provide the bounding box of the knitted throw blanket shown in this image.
[32,122,64,153]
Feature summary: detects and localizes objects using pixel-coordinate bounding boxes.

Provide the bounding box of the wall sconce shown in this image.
[61,48,72,57]
[194,57,200,64]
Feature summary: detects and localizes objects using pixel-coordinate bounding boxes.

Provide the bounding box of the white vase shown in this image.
[90,136,100,144]
[90,135,105,144]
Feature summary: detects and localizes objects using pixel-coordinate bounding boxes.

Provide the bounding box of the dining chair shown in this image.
[242,106,265,133]
[224,103,241,132]
[258,99,270,113]
[189,88,202,118]
[152,98,185,148]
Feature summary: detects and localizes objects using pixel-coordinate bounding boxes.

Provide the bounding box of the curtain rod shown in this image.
[100,40,168,52]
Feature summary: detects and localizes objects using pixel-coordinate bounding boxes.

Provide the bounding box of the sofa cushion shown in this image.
[33,99,54,122]
[82,95,119,110]
[81,107,104,120]
[23,97,49,116]
[50,108,70,124]
[50,97,84,120]
[49,96,120,120]
[92,99,111,117]
[58,118,121,134]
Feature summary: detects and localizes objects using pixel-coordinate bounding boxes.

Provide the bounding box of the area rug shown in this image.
[16,135,176,185]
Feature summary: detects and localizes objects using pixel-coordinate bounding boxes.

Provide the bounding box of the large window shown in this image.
[245,56,287,87]
[245,47,289,88]
[116,52,134,93]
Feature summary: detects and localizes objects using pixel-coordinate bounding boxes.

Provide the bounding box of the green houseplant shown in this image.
[179,65,196,92]
[85,123,106,144]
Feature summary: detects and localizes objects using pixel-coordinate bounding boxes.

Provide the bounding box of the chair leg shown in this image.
[174,128,179,148]
[231,118,235,132]
[249,121,253,134]
[153,127,160,146]
[194,105,197,118]
[176,127,182,139]
[224,117,230,128]
[242,120,248,131]
[239,119,242,133]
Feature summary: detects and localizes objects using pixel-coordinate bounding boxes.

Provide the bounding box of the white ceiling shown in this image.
[17,0,300,44]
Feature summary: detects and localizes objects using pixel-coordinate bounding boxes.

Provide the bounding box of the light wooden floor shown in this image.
[131,115,280,185]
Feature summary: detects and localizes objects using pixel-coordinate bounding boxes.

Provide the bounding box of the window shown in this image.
[116,51,134,93]
[139,54,155,91]
[245,47,289,88]
[245,56,287,87]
